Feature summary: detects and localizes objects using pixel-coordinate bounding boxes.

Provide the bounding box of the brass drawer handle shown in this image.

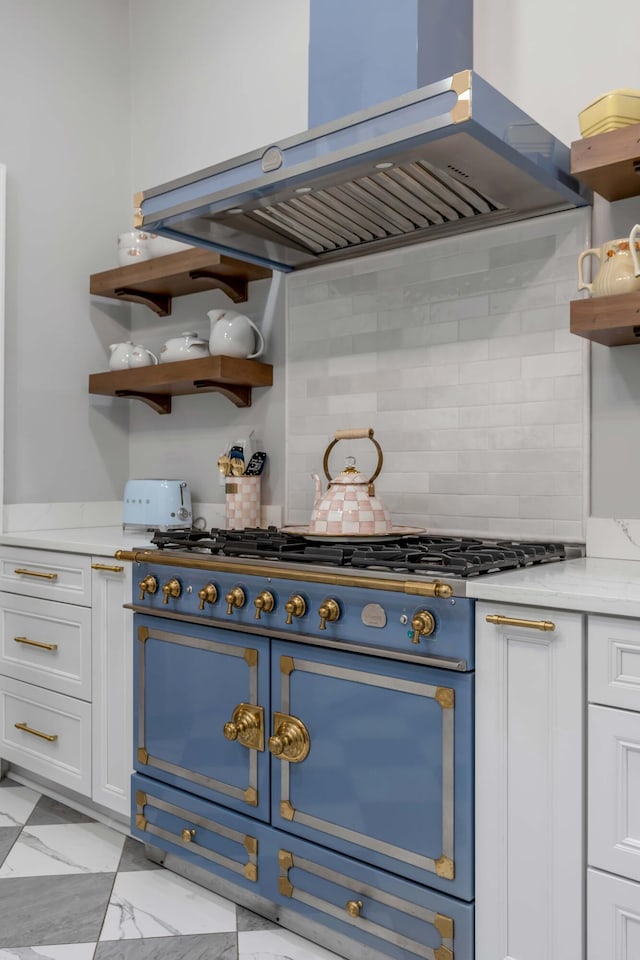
[14,568,58,581]
[485,614,555,632]
[14,722,58,742]
[91,563,124,573]
[14,636,58,652]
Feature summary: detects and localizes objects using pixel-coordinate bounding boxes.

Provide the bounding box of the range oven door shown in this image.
[133,614,270,821]
[270,641,473,901]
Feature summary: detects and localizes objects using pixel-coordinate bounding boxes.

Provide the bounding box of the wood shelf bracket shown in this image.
[114,288,171,317]
[188,270,249,303]
[192,380,252,407]
[114,390,172,415]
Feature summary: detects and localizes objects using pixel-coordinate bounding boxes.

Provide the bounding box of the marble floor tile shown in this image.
[0,873,115,947]
[100,868,237,941]
[0,821,125,877]
[94,932,237,959]
[26,795,95,826]
[0,945,97,959]
[0,786,41,828]
[0,827,20,865]
[236,906,278,933]
[117,836,161,873]
[238,929,346,960]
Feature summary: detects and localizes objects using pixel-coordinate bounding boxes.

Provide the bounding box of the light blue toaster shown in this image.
[123,479,192,530]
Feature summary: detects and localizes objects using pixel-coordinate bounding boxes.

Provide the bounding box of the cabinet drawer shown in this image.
[589,704,640,882]
[0,675,91,795]
[0,592,91,700]
[588,868,640,960]
[589,615,640,710]
[0,547,91,605]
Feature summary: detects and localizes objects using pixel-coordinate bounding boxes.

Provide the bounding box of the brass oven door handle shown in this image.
[223,703,265,751]
[14,722,58,742]
[14,636,58,652]
[485,614,555,632]
[268,712,310,763]
[91,563,124,573]
[14,568,58,580]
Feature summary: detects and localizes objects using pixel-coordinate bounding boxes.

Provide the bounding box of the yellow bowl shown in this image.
[579,88,640,138]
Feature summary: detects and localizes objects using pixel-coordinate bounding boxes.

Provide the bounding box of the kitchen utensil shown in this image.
[160,332,210,363]
[117,231,151,266]
[123,479,192,530]
[128,345,158,367]
[244,452,267,476]
[230,458,245,477]
[578,88,640,138]
[578,238,640,297]
[217,455,231,478]
[309,427,395,536]
[208,309,265,359]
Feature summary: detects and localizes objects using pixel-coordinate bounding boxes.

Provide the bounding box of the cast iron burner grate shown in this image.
[149,528,566,578]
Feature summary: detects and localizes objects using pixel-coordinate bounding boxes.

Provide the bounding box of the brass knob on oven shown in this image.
[181,828,196,843]
[225,586,246,615]
[411,610,436,644]
[268,712,310,762]
[161,578,181,604]
[346,899,363,918]
[198,583,218,610]
[318,598,340,631]
[223,703,264,751]
[254,590,275,620]
[284,595,306,625]
[138,575,158,600]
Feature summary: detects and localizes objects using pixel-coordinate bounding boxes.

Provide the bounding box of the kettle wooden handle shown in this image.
[334,428,374,440]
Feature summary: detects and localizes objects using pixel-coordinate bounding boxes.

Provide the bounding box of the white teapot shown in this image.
[109,342,134,370]
[160,332,210,363]
[208,309,264,359]
[129,345,158,367]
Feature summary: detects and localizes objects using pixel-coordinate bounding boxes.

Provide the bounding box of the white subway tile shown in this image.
[521,304,568,333]
[378,306,428,330]
[327,393,377,415]
[552,519,584,539]
[521,351,583,379]
[554,376,583,400]
[488,331,555,359]
[459,357,521,384]
[553,423,583,447]
[431,295,489,324]
[519,495,582,520]
[487,425,554,449]
[459,312,521,341]
[402,407,460,430]
[328,353,377,376]
[490,284,556,314]
[288,282,330,307]
[520,399,582,425]
[431,251,491,279]
[428,473,489,494]
[553,328,578,353]
[459,404,520,427]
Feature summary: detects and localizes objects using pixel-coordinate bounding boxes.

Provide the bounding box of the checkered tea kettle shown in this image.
[309,428,393,536]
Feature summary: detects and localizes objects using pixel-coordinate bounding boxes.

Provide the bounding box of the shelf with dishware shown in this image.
[89,248,272,316]
[571,122,640,202]
[570,292,640,346]
[88,355,273,414]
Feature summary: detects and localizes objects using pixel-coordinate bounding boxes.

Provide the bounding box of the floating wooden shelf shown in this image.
[571,124,640,202]
[88,355,273,414]
[570,292,640,346]
[89,249,272,316]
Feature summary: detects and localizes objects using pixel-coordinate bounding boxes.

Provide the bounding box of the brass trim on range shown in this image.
[435,855,455,880]
[434,947,453,960]
[346,899,363,918]
[14,722,58,742]
[14,636,58,652]
[485,614,555,632]
[91,563,124,573]
[114,550,453,599]
[243,787,258,806]
[223,703,265,752]
[450,68,472,125]
[269,712,310,763]
[435,687,455,710]
[280,800,295,820]
[138,747,149,764]
[14,568,58,580]
[181,828,196,842]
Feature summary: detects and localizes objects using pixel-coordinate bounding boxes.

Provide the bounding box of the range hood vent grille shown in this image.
[241,159,503,255]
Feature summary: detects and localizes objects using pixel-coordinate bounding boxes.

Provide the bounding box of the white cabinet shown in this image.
[475,602,585,960]
[588,613,640,958]
[0,546,132,818]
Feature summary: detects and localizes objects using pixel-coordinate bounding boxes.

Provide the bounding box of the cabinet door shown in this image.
[134,613,270,821]
[269,640,474,901]
[589,615,640,711]
[475,603,585,960]
[0,547,91,604]
[91,558,132,817]
[588,868,640,960]
[589,704,640,882]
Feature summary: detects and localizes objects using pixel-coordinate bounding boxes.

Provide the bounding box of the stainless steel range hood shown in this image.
[135,8,589,273]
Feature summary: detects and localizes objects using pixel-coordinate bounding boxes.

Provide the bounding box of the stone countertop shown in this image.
[0,526,155,557]
[464,556,640,618]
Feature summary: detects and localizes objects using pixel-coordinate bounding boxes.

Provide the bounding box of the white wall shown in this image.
[0,0,132,504]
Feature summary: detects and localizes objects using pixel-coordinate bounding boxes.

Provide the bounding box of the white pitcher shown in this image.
[578,235,640,297]
[208,309,264,359]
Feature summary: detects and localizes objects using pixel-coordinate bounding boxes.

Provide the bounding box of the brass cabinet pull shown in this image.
[223,703,265,751]
[485,614,555,632]
[14,636,58,652]
[345,899,363,918]
[91,563,124,573]
[181,828,196,843]
[14,568,58,581]
[14,722,58,742]
[268,712,310,763]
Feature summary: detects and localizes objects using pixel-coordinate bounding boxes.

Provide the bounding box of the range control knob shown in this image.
[225,586,246,615]
[161,578,181,605]
[254,591,275,620]
[198,583,218,610]
[138,575,158,600]
[318,598,340,630]
[411,610,436,644]
[284,595,306,625]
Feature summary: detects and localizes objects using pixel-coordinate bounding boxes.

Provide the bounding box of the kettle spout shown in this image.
[311,473,322,507]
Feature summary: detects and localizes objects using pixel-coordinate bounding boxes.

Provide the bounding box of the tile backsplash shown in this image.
[285,208,590,541]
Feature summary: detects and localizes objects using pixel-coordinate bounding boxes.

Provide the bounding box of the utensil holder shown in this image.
[225,476,261,529]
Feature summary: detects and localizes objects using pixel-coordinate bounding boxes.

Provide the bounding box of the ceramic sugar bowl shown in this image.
[309,428,393,536]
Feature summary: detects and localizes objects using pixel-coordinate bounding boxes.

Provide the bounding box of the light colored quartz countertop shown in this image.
[464,556,640,618]
[0,526,155,557]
